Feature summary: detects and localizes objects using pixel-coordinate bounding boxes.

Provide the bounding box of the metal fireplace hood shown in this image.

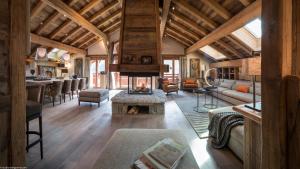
[109,0,163,76]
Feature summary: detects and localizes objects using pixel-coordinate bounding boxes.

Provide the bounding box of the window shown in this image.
[163,58,180,83]
[89,58,107,88]
[199,46,227,60]
[244,18,262,38]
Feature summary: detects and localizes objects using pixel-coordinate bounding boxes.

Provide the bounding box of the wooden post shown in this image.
[107,42,114,89]
[261,0,294,168]
[0,0,29,166]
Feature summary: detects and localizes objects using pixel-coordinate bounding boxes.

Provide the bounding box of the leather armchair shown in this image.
[158,78,179,94]
[182,78,198,91]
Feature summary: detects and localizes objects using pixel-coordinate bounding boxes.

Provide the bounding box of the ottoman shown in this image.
[78,89,109,107]
[92,129,199,169]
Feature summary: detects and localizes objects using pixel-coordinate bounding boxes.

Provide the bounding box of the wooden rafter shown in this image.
[106,24,120,34]
[31,33,86,54]
[187,0,261,53]
[31,1,46,19]
[170,11,208,36]
[166,27,195,44]
[166,33,190,47]
[78,0,101,15]
[165,30,193,46]
[70,31,90,46]
[96,9,122,28]
[61,26,82,43]
[239,0,251,6]
[201,0,232,20]
[168,20,201,41]
[160,0,171,39]
[215,40,243,58]
[89,0,119,23]
[226,35,252,55]
[41,0,108,42]
[78,36,97,48]
[103,19,121,33]
[173,0,218,29]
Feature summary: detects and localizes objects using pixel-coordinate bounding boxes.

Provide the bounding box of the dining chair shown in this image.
[71,79,79,99]
[62,79,72,102]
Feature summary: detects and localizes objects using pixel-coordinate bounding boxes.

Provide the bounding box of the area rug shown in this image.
[173,91,231,139]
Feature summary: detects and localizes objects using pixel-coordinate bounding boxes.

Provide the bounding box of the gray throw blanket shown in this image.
[208,112,244,149]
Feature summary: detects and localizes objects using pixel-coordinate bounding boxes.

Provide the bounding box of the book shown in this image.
[133,138,187,169]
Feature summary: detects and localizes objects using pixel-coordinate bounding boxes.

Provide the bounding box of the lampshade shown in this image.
[35,47,47,60]
[247,56,261,76]
[62,53,70,61]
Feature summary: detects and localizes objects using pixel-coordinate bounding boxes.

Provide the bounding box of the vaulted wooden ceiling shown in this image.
[29,0,260,60]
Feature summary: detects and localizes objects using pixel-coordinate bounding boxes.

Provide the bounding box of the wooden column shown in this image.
[292,0,300,76]
[107,42,114,89]
[0,0,29,166]
[261,0,295,169]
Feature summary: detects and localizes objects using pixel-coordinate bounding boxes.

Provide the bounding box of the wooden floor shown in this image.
[26,90,242,169]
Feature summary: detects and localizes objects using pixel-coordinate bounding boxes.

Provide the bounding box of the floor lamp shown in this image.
[245,57,261,111]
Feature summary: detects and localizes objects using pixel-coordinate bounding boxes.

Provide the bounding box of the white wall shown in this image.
[186,51,212,78]
[161,37,185,55]
[88,41,107,55]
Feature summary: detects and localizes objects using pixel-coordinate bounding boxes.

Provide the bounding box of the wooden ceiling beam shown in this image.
[84,39,99,49]
[48,0,101,39]
[166,33,190,47]
[168,20,201,41]
[239,0,251,6]
[78,36,97,48]
[31,1,46,19]
[96,9,122,28]
[173,0,218,29]
[201,0,232,20]
[187,0,261,53]
[41,0,108,42]
[210,44,235,59]
[31,33,86,54]
[166,31,193,46]
[103,19,121,33]
[226,35,252,55]
[170,11,208,36]
[160,0,171,39]
[166,27,195,44]
[215,40,244,58]
[89,0,119,23]
[70,32,91,46]
[61,26,82,43]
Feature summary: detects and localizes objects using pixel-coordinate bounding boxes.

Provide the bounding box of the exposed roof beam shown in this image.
[61,26,82,43]
[239,0,251,6]
[89,0,119,23]
[103,19,121,32]
[187,0,261,53]
[226,35,252,55]
[166,33,190,47]
[78,36,98,48]
[166,31,193,46]
[84,39,99,49]
[210,44,235,59]
[106,24,120,34]
[96,9,122,27]
[166,27,195,44]
[70,31,91,46]
[170,11,208,36]
[215,40,243,58]
[48,0,102,39]
[173,0,218,29]
[31,33,86,55]
[160,0,171,39]
[41,0,108,42]
[31,1,46,19]
[201,0,232,20]
[168,20,201,41]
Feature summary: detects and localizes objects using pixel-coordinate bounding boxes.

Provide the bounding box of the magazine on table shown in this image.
[133,138,187,169]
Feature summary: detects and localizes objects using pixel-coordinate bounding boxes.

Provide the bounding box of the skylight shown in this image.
[244,18,262,38]
[199,45,227,60]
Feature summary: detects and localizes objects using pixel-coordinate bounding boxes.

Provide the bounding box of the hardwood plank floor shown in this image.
[26,90,243,169]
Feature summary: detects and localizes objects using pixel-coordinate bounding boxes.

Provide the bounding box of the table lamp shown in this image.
[245,56,261,111]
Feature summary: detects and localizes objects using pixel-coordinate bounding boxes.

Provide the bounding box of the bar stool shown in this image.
[26,84,45,159]
[71,79,79,99]
[62,79,72,102]
[49,81,63,106]
[78,78,86,91]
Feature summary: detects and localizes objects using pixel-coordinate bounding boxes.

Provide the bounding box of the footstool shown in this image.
[78,89,109,107]
[92,129,199,169]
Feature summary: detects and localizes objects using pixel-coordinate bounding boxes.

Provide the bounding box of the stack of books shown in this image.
[133,138,187,169]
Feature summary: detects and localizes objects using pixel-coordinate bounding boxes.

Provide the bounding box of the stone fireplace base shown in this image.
[111,89,167,114]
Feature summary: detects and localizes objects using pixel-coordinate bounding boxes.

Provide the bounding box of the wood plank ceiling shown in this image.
[29,0,258,60]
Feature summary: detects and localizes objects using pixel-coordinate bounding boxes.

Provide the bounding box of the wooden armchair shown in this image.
[182,78,198,91]
[158,78,179,94]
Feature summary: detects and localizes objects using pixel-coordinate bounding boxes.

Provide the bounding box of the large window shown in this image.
[163,57,180,83]
[89,58,107,88]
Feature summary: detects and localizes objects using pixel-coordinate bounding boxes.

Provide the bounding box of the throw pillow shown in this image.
[185,79,195,84]
[236,85,250,93]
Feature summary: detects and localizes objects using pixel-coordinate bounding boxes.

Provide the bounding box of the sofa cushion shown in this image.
[219,81,235,89]
[232,80,252,90]
[222,90,261,103]
[235,85,250,93]
[184,84,198,88]
[185,79,196,84]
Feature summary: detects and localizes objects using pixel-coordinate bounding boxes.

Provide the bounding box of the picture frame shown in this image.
[141,56,152,65]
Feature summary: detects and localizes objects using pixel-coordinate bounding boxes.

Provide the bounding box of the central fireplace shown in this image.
[127,74,154,95]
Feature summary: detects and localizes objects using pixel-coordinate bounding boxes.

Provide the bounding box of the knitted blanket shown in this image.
[208,112,244,149]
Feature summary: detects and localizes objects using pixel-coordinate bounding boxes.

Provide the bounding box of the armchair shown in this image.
[158,78,179,94]
[182,78,198,91]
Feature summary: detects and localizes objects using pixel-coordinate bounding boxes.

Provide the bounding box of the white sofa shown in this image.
[211,79,261,105]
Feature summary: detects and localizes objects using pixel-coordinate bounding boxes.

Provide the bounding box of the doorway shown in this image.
[89,58,107,88]
[163,56,180,83]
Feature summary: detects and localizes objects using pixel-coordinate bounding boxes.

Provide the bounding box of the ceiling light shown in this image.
[40,22,43,25]
[172,6,175,10]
